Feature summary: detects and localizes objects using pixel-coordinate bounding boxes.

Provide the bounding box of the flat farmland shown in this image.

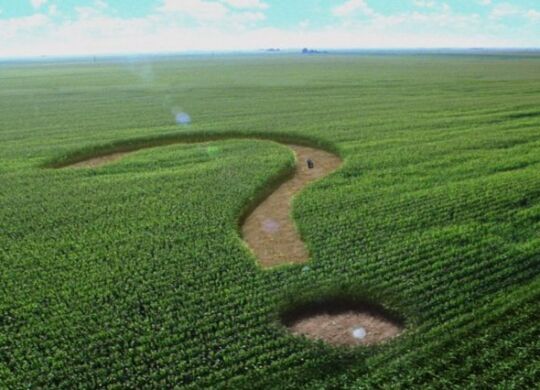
[1,53,539,388]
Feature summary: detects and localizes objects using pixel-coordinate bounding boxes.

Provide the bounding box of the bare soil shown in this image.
[242,145,342,268]
[282,302,404,347]
[68,152,128,168]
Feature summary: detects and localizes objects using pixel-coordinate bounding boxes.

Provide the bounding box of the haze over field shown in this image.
[1,0,540,57]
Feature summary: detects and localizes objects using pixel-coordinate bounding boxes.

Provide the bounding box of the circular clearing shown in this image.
[281,299,404,347]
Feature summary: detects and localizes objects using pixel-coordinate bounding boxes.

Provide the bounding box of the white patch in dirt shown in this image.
[352,327,367,340]
[262,218,280,233]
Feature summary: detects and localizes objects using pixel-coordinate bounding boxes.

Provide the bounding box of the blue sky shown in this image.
[1,0,539,57]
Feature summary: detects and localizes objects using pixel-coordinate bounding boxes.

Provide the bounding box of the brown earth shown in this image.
[283,303,404,347]
[68,152,128,168]
[242,145,342,268]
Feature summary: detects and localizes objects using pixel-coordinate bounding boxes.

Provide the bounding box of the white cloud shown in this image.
[230,11,266,24]
[479,0,491,5]
[220,0,268,9]
[1,0,539,58]
[413,1,436,8]
[490,3,540,21]
[75,0,109,19]
[48,4,58,16]
[0,14,49,39]
[332,0,376,17]
[0,22,534,59]
[159,0,229,21]
[490,3,521,19]
[3,23,518,58]
[299,19,310,29]
[158,0,266,24]
[527,9,540,21]
[373,11,480,32]
[30,0,48,9]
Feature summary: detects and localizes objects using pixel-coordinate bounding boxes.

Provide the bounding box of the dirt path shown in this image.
[242,145,341,267]
[64,142,342,268]
[68,152,128,168]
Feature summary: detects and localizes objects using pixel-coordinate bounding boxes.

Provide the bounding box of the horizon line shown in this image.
[2,47,540,62]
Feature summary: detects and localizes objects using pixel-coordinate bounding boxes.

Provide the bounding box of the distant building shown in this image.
[302,48,325,54]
